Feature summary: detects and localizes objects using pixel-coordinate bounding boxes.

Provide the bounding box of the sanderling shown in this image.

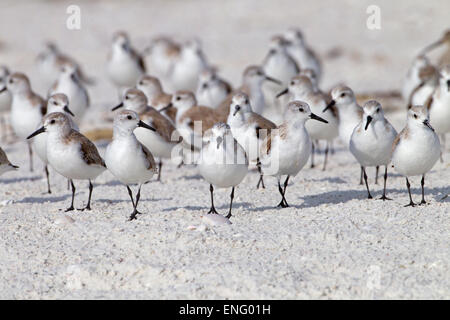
[107,31,146,92]
[260,101,328,207]
[136,75,176,124]
[112,88,179,181]
[0,66,12,141]
[276,75,338,170]
[6,72,46,171]
[31,94,77,193]
[408,65,438,108]
[402,55,431,102]
[284,28,322,82]
[349,100,398,200]
[198,123,248,219]
[170,39,209,92]
[420,29,450,67]
[426,65,450,161]
[0,146,18,175]
[392,106,441,206]
[196,67,232,109]
[48,61,89,125]
[143,36,180,82]
[227,92,277,189]
[27,113,106,211]
[105,110,157,220]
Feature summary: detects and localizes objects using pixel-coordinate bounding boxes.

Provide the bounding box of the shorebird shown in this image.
[31,94,77,193]
[402,55,431,102]
[5,72,46,172]
[48,61,89,125]
[426,65,450,162]
[170,39,209,92]
[105,110,158,220]
[196,67,232,109]
[0,66,11,141]
[276,75,338,170]
[227,92,277,189]
[136,75,176,123]
[392,106,441,207]
[107,31,146,92]
[112,88,179,181]
[284,28,322,82]
[0,146,18,176]
[198,123,248,219]
[420,29,450,67]
[144,36,180,82]
[27,113,106,211]
[349,100,397,200]
[260,101,328,207]
[408,65,438,108]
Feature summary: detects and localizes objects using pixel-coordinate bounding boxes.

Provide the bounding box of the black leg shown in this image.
[44,165,51,194]
[310,141,315,168]
[226,187,235,219]
[65,179,75,212]
[379,166,392,201]
[28,142,33,172]
[79,180,93,211]
[157,160,162,182]
[277,176,289,208]
[129,184,144,220]
[404,177,415,207]
[363,167,373,199]
[322,142,329,171]
[375,166,379,185]
[359,166,363,185]
[419,174,427,205]
[127,185,135,208]
[67,179,70,190]
[256,159,265,189]
[208,184,219,214]
[282,175,290,207]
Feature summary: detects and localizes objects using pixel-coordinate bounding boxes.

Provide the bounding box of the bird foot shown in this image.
[367,194,373,199]
[378,195,392,201]
[277,201,289,208]
[225,213,232,219]
[207,207,219,215]
[419,200,428,206]
[64,206,74,212]
[77,205,91,211]
[404,202,416,207]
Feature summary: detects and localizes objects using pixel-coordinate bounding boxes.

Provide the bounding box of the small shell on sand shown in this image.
[201,214,232,226]
[54,215,75,226]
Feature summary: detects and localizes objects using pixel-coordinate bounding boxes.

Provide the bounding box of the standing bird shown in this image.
[198,123,248,219]
[260,101,328,207]
[227,92,277,189]
[144,36,180,83]
[284,28,322,82]
[6,73,46,172]
[27,113,106,211]
[196,67,232,109]
[112,89,179,181]
[31,94,77,193]
[105,110,157,220]
[402,55,431,102]
[349,101,397,200]
[107,31,146,94]
[426,65,450,161]
[408,65,438,108]
[420,29,450,68]
[392,106,441,207]
[276,75,338,170]
[0,66,12,141]
[48,61,89,125]
[0,147,18,176]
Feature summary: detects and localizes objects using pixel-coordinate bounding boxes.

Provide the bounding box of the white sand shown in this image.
[0,0,449,299]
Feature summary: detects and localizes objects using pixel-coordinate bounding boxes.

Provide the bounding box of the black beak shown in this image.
[233,105,241,116]
[365,116,373,131]
[323,100,335,113]
[216,136,223,149]
[423,119,434,131]
[310,113,328,123]
[265,76,282,85]
[0,87,6,94]
[138,120,156,131]
[63,105,75,117]
[111,102,124,111]
[276,88,289,98]
[27,126,46,139]
[158,103,172,113]
[202,83,208,90]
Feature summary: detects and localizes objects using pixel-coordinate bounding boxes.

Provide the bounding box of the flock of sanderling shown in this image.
[0,28,449,221]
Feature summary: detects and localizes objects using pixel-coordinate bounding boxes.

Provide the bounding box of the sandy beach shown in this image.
[0,0,449,299]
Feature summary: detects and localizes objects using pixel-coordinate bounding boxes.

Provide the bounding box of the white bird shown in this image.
[284,28,322,82]
[31,93,77,193]
[392,106,441,207]
[276,75,338,170]
[0,146,18,176]
[349,100,398,200]
[27,113,106,211]
[227,92,277,189]
[107,31,146,92]
[48,61,89,125]
[196,67,232,109]
[105,110,158,220]
[408,64,438,108]
[198,122,248,219]
[6,72,46,172]
[144,36,180,83]
[112,89,179,181]
[260,101,328,207]
[0,66,12,141]
[402,55,431,102]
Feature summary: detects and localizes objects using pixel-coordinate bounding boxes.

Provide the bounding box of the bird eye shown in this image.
[127,115,132,120]
[376,108,380,113]
[53,101,57,105]
[9,79,13,84]
[340,93,346,98]
[413,114,418,119]
[290,81,295,86]
[176,96,181,101]
[257,71,263,76]
[245,99,249,104]
[299,108,304,112]
[50,119,56,124]
[125,96,129,100]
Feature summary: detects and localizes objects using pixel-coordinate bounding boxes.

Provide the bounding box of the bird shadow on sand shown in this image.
[304,176,348,184]
[162,202,252,213]
[96,197,172,204]
[182,174,203,181]
[0,175,41,184]
[17,194,71,204]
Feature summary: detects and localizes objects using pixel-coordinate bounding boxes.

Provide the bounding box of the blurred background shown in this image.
[0,0,449,109]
